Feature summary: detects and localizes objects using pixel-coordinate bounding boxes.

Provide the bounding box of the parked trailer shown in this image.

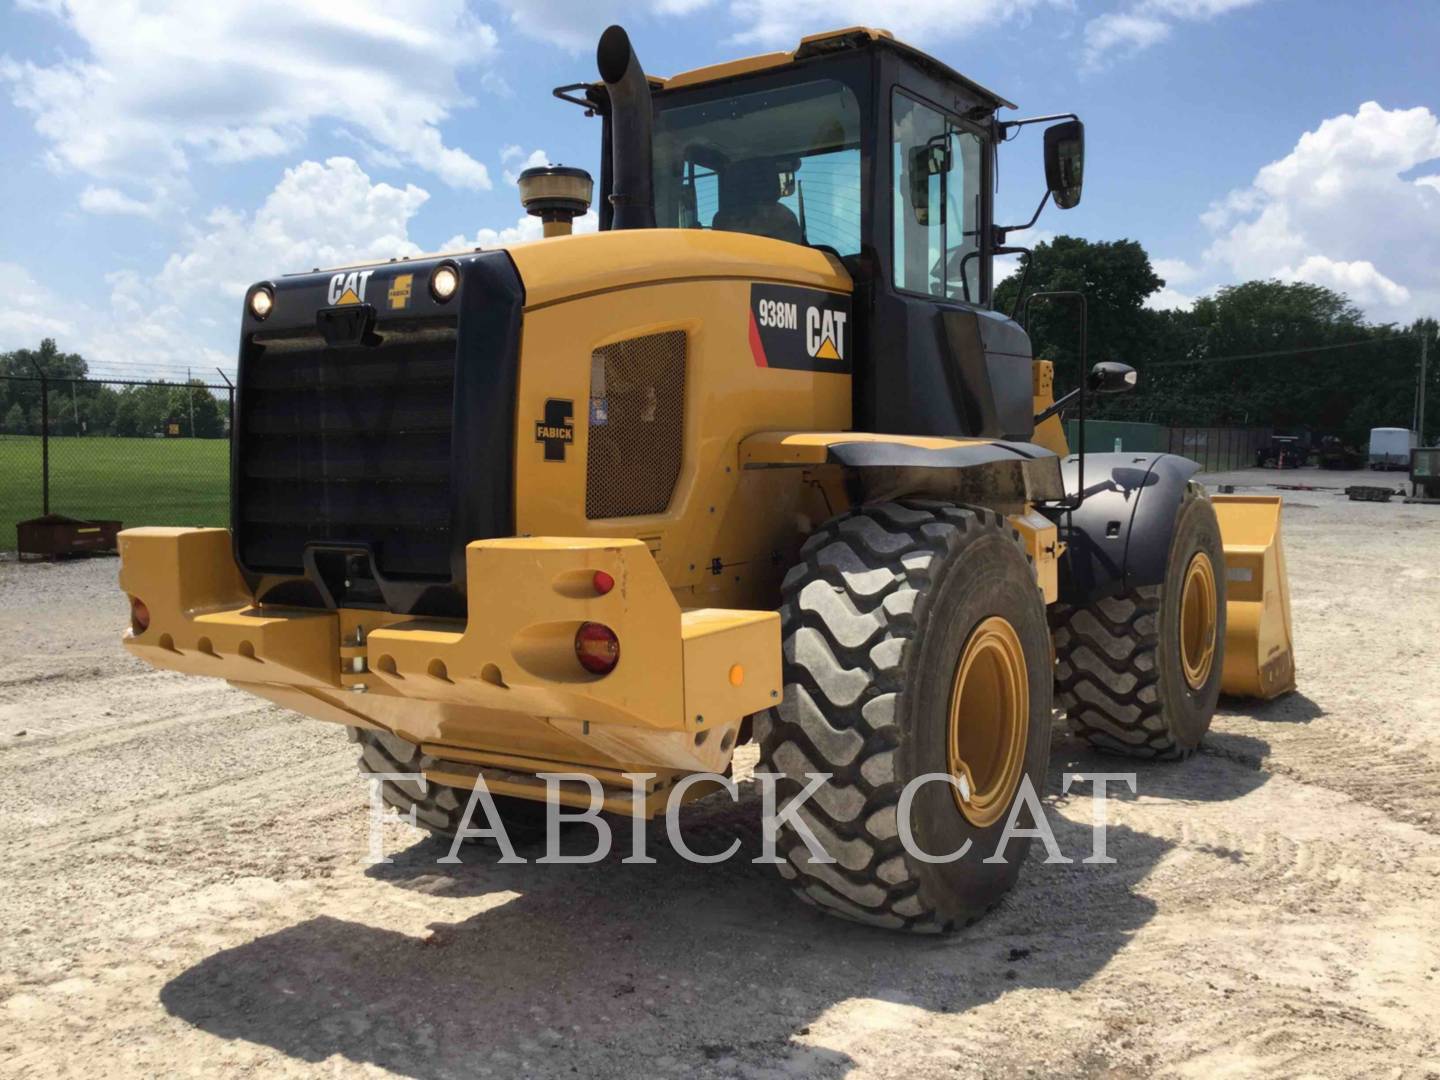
[1369,427,1417,470]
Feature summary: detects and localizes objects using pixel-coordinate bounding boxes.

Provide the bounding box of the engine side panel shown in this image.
[512,274,852,611]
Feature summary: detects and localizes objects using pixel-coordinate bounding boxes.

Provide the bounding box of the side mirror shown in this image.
[907,138,950,225]
[1088,361,1137,394]
[1043,120,1084,210]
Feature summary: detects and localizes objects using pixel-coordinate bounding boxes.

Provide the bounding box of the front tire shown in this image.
[757,502,1053,933]
[1052,484,1226,759]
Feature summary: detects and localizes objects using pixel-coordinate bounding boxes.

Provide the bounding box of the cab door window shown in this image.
[892,91,982,302]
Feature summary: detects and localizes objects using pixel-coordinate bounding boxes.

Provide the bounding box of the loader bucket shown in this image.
[1212,495,1296,700]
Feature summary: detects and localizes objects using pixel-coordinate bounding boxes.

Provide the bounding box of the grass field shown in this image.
[0,435,229,552]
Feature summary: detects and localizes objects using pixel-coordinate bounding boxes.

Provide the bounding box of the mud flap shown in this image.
[1212,495,1296,699]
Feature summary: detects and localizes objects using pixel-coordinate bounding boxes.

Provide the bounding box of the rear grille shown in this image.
[586,330,686,519]
[235,323,457,579]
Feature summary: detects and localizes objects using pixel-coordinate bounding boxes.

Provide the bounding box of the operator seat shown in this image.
[711,161,803,244]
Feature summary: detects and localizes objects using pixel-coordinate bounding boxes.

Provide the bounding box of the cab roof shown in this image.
[658,26,1016,111]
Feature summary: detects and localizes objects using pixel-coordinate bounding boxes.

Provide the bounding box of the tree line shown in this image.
[0,340,227,438]
[996,236,1437,447]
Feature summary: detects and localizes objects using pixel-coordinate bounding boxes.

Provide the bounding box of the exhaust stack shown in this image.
[596,25,656,230]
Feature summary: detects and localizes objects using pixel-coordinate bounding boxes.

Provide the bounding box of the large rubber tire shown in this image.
[350,727,548,843]
[1052,484,1226,760]
[756,501,1053,933]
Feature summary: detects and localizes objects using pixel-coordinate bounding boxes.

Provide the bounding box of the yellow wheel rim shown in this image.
[946,616,1029,828]
[1179,551,1218,690]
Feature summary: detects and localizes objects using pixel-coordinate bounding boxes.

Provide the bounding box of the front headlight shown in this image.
[248,285,274,320]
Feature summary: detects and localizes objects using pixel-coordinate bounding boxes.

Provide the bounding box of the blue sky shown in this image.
[2,0,1437,380]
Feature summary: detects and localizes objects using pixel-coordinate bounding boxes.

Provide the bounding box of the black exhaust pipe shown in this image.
[596,25,656,230]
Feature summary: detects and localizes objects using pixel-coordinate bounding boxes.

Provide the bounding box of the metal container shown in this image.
[16,514,123,557]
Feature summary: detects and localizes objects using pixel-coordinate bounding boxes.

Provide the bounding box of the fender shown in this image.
[738,431,1066,504]
[1044,452,1201,604]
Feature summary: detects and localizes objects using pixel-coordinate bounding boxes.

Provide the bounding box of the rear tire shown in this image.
[1052,484,1226,760]
[350,727,548,843]
[757,501,1053,933]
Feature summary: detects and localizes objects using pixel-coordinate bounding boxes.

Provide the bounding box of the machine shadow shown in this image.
[158,746,1272,1078]
[1219,689,1325,726]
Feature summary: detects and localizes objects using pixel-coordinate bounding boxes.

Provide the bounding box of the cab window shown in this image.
[892,90,982,301]
[653,79,863,255]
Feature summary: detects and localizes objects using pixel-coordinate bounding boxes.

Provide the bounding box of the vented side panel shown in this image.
[585,330,686,519]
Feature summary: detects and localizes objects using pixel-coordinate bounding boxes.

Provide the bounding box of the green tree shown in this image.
[165,381,225,438]
[0,338,90,431]
[1140,280,1386,438]
[76,383,120,435]
[993,236,1164,391]
[112,382,174,437]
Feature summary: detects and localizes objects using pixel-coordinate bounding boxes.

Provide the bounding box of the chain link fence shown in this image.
[0,373,1290,554]
[1,375,232,552]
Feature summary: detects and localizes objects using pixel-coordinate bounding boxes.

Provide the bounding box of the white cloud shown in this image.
[1152,257,1200,285]
[501,146,552,186]
[0,262,76,348]
[154,158,428,304]
[3,158,430,373]
[1275,256,1409,309]
[727,0,1064,49]
[6,157,610,375]
[2,0,496,198]
[1084,0,1263,67]
[1144,257,1202,309]
[492,0,1061,53]
[78,185,163,217]
[1083,13,1170,60]
[441,209,599,251]
[490,1,708,53]
[1145,286,1197,311]
[1202,101,1440,320]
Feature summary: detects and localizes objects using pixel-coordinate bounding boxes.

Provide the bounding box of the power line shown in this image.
[1147,333,1413,369]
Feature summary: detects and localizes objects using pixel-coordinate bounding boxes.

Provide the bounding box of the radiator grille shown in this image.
[585,330,686,519]
[235,323,457,579]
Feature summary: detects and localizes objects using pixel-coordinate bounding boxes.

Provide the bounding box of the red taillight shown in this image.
[592,570,615,595]
[129,596,150,634]
[575,622,619,675]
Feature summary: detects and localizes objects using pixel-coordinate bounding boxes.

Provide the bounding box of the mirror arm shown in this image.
[999,112,1080,139]
[1022,290,1090,511]
[1034,386,1080,426]
[995,189,1050,243]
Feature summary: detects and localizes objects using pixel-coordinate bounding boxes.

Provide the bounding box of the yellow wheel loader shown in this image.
[117,25,1295,932]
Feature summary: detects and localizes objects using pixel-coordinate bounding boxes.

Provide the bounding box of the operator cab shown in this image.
[563,26,1085,441]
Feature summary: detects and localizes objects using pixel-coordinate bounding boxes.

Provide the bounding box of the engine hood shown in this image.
[500,228,852,310]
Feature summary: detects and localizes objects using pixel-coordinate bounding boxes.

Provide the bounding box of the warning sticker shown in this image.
[748,284,852,374]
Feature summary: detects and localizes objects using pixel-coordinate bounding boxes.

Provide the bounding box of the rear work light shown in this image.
[575,622,619,675]
[129,596,150,634]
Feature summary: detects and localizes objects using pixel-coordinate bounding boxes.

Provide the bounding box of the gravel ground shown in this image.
[1,466,1438,1078]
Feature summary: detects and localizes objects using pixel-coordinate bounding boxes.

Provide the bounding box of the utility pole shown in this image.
[1419,332,1429,447]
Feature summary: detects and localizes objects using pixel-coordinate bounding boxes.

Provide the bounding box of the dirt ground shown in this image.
[2,466,1438,1078]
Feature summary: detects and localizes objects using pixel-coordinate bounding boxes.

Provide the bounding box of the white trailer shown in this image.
[1368,427,1417,470]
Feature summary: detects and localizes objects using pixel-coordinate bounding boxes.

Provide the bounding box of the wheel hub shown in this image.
[947,616,1028,828]
[1179,551,1218,690]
